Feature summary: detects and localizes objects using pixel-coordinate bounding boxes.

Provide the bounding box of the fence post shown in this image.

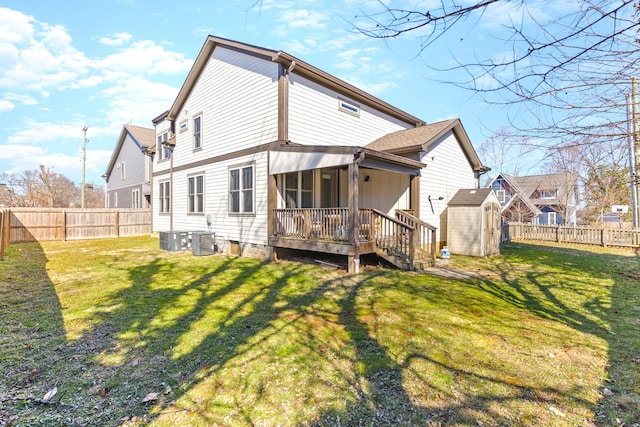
[0,209,6,261]
[62,210,67,241]
[114,210,120,238]
[600,228,606,247]
[556,226,561,243]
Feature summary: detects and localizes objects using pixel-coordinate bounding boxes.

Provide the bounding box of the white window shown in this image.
[157,132,169,161]
[338,98,360,117]
[193,115,202,150]
[548,212,557,225]
[132,189,140,209]
[285,170,313,208]
[229,165,254,214]
[114,192,118,208]
[120,161,126,180]
[106,193,110,208]
[497,189,506,203]
[188,174,204,214]
[159,180,170,213]
[541,189,557,199]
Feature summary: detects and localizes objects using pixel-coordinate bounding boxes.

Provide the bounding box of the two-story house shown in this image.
[103,124,155,209]
[151,36,489,272]
[489,173,579,225]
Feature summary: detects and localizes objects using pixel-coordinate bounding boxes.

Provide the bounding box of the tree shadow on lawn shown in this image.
[472,242,640,425]
[0,243,70,425]
[3,240,638,426]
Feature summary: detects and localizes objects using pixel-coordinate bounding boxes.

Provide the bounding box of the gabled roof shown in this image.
[507,173,576,204]
[166,35,425,127]
[448,188,497,206]
[366,118,489,173]
[103,124,155,179]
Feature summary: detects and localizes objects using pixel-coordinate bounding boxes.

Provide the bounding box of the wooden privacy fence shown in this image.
[505,222,640,248]
[0,208,152,251]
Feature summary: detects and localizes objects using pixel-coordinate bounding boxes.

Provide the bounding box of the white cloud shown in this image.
[98,32,133,46]
[278,9,329,30]
[7,121,91,145]
[0,100,15,112]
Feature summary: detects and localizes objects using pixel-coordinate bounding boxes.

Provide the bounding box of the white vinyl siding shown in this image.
[419,130,478,243]
[288,73,412,147]
[168,47,278,171]
[157,153,269,246]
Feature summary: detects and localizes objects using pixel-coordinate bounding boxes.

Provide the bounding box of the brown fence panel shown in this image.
[118,209,152,237]
[3,208,151,244]
[9,208,65,242]
[65,209,117,240]
[506,222,640,248]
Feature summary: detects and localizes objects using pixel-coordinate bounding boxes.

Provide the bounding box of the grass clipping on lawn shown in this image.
[0,236,638,426]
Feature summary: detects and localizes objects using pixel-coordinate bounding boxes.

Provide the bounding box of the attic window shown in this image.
[179,120,188,133]
[541,189,557,199]
[338,98,360,117]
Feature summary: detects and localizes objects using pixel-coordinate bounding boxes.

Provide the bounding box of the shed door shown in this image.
[483,203,501,256]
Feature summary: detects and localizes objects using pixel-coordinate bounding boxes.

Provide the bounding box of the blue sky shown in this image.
[0,0,561,186]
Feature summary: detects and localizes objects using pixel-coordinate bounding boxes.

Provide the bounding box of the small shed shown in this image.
[447,188,501,257]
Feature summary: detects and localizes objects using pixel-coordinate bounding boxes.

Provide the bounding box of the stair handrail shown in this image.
[372,209,415,269]
[396,210,437,264]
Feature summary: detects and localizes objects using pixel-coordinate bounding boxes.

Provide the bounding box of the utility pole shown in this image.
[81,126,88,209]
[632,78,640,229]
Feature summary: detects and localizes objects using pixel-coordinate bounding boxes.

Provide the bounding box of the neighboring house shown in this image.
[489,173,579,225]
[152,35,489,271]
[103,124,155,209]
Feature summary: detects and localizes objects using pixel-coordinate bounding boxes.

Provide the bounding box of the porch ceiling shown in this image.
[269,145,425,176]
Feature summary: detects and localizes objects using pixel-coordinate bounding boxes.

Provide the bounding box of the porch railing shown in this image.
[274,208,351,242]
[372,209,415,269]
[273,208,421,269]
[396,210,437,263]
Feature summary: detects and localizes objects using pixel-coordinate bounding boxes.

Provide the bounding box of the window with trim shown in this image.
[157,132,169,161]
[193,115,202,150]
[114,192,118,208]
[132,189,140,209]
[285,170,313,208]
[541,189,557,199]
[496,189,506,203]
[120,161,126,180]
[188,174,204,214]
[159,180,170,213]
[548,212,557,225]
[229,165,254,214]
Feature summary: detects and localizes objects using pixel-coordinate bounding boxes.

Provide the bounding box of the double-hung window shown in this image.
[132,189,140,209]
[157,132,169,161]
[193,115,202,150]
[159,181,170,213]
[229,165,254,214]
[120,161,126,180]
[188,174,204,214]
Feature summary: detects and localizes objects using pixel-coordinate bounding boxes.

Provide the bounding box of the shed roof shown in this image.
[448,188,497,206]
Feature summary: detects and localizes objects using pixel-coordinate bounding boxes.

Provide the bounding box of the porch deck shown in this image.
[270,208,437,270]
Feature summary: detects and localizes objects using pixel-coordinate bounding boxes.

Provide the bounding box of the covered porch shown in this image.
[268,145,437,272]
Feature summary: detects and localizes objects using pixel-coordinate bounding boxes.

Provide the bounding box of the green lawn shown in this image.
[0,236,638,426]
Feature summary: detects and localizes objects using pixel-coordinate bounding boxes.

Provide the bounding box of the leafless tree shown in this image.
[0,167,78,207]
[478,127,536,176]
[354,1,640,147]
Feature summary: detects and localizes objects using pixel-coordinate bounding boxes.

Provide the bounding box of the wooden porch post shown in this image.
[410,175,420,217]
[348,155,362,273]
